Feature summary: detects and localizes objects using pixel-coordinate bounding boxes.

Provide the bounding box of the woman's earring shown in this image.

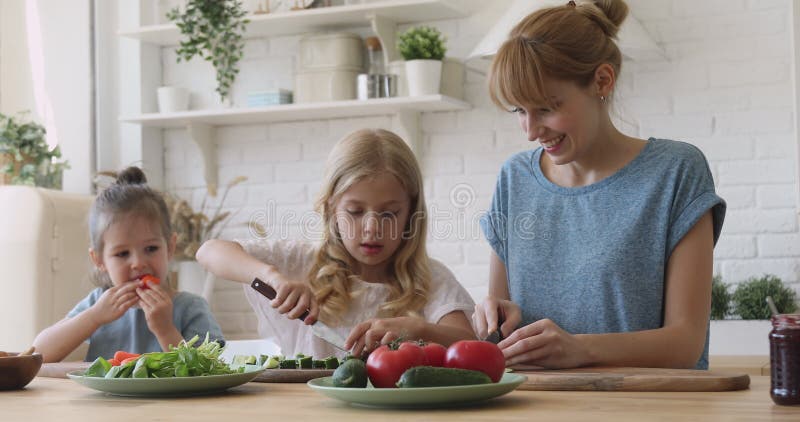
[600,95,607,103]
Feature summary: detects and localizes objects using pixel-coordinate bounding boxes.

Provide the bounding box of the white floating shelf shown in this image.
[119,0,476,46]
[121,95,470,193]
[120,95,469,128]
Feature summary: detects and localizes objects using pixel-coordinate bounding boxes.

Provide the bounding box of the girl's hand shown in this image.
[345,317,425,357]
[498,318,590,369]
[473,296,522,340]
[268,276,318,325]
[90,282,140,326]
[137,282,176,336]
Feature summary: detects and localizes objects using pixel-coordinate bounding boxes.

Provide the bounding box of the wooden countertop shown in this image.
[2,376,798,421]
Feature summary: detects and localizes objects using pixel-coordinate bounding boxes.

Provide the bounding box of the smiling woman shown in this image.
[474,0,727,371]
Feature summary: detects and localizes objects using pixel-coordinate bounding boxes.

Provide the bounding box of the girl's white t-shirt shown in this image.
[237,239,475,358]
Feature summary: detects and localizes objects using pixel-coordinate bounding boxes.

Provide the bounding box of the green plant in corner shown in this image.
[397,26,447,61]
[167,0,249,103]
[0,112,69,188]
[732,274,797,320]
[710,275,731,320]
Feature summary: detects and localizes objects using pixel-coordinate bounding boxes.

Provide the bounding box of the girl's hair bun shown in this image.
[115,166,148,185]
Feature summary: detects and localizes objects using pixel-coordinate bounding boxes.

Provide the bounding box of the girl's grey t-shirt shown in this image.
[68,289,225,361]
[480,138,726,369]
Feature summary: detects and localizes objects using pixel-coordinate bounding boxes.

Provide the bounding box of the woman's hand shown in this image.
[268,276,319,325]
[345,317,426,357]
[473,296,522,340]
[89,282,140,326]
[137,282,176,336]
[498,318,590,369]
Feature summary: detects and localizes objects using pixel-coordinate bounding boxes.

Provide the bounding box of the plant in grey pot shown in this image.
[167,0,249,104]
[397,26,446,96]
[0,112,69,189]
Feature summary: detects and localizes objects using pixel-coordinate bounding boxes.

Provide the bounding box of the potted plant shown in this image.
[0,112,69,189]
[710,274,798,356]
[397,25,447,96]
[166,0,249,105]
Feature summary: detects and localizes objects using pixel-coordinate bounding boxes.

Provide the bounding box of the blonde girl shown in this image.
[197,129,475,358]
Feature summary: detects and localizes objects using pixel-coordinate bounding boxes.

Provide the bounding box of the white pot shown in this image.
[157,86,190,113]
[405,59,442,96]
[173,260,215,301]
[709,319,772,356]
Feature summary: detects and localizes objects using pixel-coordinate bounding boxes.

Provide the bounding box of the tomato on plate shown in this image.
[444,340,505,383]
[366,341,427,388]
[419,341,447,367]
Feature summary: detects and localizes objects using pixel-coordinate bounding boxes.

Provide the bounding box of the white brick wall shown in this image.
[161,0,799,338]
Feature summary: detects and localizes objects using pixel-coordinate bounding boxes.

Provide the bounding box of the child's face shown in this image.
[90,213,175,288]
[334,173,411,280]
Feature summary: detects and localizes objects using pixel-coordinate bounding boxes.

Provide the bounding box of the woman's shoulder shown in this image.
[647,138,710,167]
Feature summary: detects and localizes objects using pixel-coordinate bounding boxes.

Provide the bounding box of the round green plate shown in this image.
[66,366,265,397]
[307,373,527,408]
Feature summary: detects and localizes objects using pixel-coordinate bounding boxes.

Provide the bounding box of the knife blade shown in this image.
[250,278,349,351]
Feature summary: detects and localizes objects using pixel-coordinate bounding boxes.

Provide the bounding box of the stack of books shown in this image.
[247,89,293,107]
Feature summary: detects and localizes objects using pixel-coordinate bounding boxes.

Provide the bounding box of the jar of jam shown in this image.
[770,314,800,405]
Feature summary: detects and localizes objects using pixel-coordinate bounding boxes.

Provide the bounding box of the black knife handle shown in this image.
[251,277,310,321]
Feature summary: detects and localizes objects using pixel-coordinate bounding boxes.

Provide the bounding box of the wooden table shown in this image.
[1,376,798,421]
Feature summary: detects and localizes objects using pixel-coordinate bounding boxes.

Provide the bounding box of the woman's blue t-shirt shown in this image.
[480,138,726,369]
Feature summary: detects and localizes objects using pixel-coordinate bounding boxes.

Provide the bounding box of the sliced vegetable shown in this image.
[278,359,296,369]
[298,356,313,369]
[85,357,112,377]
[140,275,161,289]
[323,356,340,370]
[113,351,140,362]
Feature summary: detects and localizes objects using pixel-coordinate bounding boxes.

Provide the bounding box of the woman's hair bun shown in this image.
[587,0,629,38]
[115,166,148,185]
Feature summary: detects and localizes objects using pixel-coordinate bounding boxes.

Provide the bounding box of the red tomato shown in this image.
[107,358,121,367]
[366,342,427,388]
[420,342,447,367]
[113,351,141,362]
[444,340,505,383]
[140,275,160,290]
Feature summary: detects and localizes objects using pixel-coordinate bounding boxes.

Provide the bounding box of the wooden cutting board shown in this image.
[37,361,333,383]
[252,368,333,383]
[512,366,751,392]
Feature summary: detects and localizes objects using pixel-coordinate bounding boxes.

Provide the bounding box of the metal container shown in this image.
[357,73,397,100]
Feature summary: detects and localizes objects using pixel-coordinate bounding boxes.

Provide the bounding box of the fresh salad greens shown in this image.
[231,353,341,370]
[84,334,240,379]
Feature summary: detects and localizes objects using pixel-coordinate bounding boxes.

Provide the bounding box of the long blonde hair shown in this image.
[307,129,430,324]
[488,0,628,110]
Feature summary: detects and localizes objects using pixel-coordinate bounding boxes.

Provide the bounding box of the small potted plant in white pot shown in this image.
[710,274,798,356]
[397,25,447,96]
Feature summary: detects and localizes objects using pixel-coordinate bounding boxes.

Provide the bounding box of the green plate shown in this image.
[307,373,527,408]
[66,366,265,397]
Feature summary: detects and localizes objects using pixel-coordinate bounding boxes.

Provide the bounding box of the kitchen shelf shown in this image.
[119,0,476,47]
[120,95,470,193]
[120,94,469,127]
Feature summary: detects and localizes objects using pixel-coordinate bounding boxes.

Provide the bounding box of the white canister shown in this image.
[298,33,364,72]
[295,68,360,103]
[156,86,190,113]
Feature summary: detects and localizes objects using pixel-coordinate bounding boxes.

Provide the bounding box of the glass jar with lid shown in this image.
[770,314,800,405]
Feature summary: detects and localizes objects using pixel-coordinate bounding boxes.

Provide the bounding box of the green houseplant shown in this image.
[397,26,447,96]
[167,0,249,103]
[732,274,797,319]
[0,112,69,189]
[710,275,731,320]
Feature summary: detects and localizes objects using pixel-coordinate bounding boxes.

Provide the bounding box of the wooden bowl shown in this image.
[0,352,43,390]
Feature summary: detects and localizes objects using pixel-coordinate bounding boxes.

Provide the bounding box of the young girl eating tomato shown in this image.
[33,167,224,362]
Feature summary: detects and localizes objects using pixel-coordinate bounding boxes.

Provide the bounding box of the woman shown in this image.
[473,0,726,369]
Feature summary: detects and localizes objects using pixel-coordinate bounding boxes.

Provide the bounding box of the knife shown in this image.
[250,278,349,351]
[483,310,505,344]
